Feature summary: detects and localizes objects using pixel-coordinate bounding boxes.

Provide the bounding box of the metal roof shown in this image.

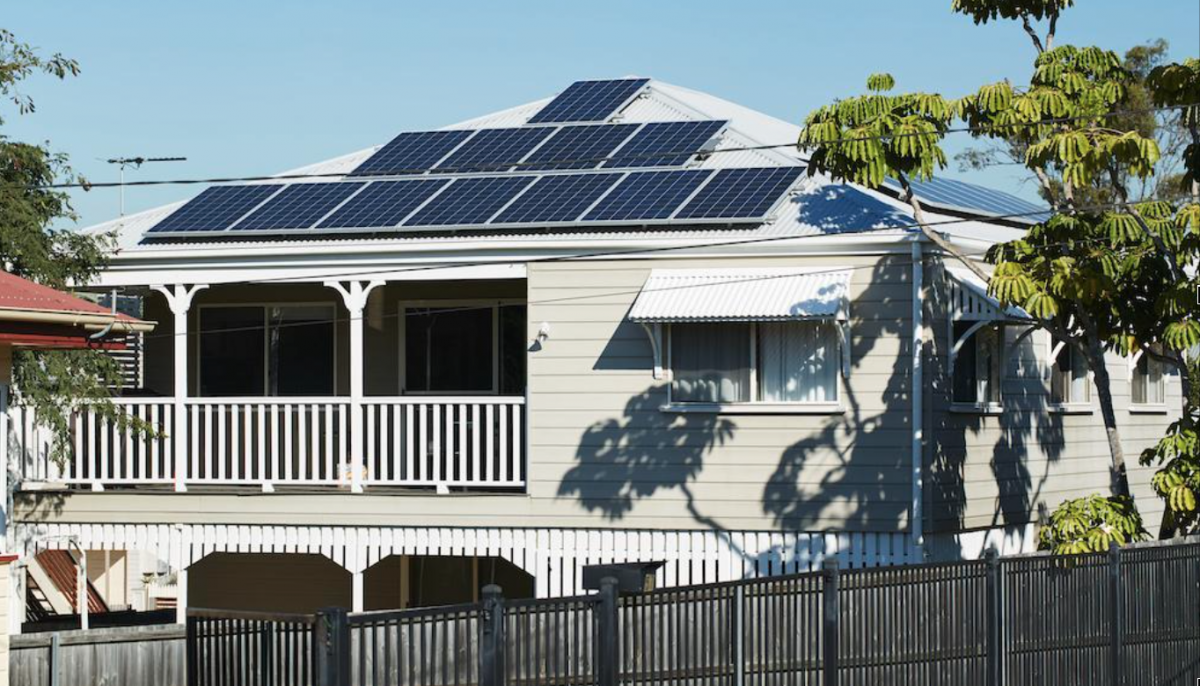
[628,267,852,323]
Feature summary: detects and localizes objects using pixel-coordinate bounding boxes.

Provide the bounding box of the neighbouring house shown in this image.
[0,269,155,631]
[5,78,1181,621]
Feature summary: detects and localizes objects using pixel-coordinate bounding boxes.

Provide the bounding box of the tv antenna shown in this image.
[106,156,187,216]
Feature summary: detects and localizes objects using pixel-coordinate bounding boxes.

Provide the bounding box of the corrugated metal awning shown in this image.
[628,267,852,323]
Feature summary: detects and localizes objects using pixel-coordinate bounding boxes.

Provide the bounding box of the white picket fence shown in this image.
[7,396,526,492]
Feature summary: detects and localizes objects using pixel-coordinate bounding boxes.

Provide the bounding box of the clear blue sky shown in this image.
[6,1,1199,229]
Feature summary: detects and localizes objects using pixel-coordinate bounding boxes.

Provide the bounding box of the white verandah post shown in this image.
[326,280,384,494]
[152,284,207,493]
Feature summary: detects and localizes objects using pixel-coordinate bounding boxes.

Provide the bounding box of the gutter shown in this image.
[0,308,155,333]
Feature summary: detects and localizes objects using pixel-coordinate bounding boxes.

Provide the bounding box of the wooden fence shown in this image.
[10,624,184,686]
[185,538,1200,686]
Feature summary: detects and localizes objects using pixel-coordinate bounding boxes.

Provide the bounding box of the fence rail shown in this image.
[186,539,1200,686]
[8,396,526,492]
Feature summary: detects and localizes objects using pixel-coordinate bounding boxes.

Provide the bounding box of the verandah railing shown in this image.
[8,396,526,492]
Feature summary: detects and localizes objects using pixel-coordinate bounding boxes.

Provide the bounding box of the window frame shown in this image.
[663,320,843,414]
[949,321,1006,414]
[1129,348,1168,412]
[196,302,339,398]
[397,299,524,397]
[1047,335,1093,412]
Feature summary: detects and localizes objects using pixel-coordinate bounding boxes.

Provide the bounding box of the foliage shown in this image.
[1140,418,1200,535]
[950,0,1074,25]
[0,32,146,464]
[1037,494,1147,554]
[1146,57,1200,191]
[0,29,79,125]
[797,74,959,188]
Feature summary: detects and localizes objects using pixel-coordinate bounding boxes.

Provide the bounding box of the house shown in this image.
[4,78,1180,621]
[0,269,154,631]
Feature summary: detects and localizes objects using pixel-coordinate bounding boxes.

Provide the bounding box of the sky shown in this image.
[5,1,1199,230]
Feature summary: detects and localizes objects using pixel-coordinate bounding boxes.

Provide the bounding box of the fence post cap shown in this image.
[983,546,999,561]
[821,558,840,573]
[481,584,503,600]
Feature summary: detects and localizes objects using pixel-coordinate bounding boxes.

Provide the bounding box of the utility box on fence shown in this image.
[581,561,665,594]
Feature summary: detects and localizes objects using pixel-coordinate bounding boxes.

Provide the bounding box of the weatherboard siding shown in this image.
[525,253,915,534]
[924,259,1178,534]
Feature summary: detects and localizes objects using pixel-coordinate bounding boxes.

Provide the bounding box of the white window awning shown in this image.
[628,268,853,324]
[945,266,1028,321]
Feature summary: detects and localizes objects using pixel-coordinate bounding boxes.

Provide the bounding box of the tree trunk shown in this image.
[1085,336,1132,499]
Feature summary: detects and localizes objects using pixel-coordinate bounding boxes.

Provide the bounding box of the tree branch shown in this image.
[1045,10,1058,51]
[1020,13,1046,54]
[896,174,993,283]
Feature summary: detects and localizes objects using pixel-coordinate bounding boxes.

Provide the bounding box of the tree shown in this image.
[0,30,144,462]
[797,1,1199,551]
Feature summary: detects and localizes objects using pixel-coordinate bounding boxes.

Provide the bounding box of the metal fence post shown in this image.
[984,548,1002,686]
[315,608,350,686]
[48,632,61,686]
[734,585,746,686]
[481,584,506,686]
[1109,543,1123,686]
[185,615,198,686]
[597,577,619,686]
[260,622,275,686]
[822,558,840,686]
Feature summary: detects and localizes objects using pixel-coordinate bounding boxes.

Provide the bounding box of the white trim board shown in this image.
[13,522,922,600]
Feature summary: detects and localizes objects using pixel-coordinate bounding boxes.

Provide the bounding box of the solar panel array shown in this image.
[147,185,282,234]
[891,176,1049,221]
[348,130,472,177]
[144,79,811,239]
[604,120,726,168]
[347,120,726,177]
[527,78,649,124]
[432,127,555,174]
[232,182,364,231]
[145,166,803,236]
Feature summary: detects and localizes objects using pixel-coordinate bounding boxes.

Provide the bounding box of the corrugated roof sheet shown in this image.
[0,271,138,321]
[628,267,852,323]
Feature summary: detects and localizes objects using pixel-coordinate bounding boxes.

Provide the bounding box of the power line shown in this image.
[120,197,1150,341]
[32,102,1199,191]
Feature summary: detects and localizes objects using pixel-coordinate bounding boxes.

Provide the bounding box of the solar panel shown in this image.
[404,176,535,226]
[146,184,283,233]
[232,182,366,231]
[528,79,649,124]
[349,130,473,177]
[583,170,712,222]
[676,167,803,219]
[605,121,727,168]
[317,179,450,229]
[520,124,638,171]
[491,173,621,224]
[433,128,555,174]
[903,176,1049,220]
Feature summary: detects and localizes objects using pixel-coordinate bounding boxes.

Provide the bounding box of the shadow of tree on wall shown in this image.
[557,252,1065,571]
[556,387,735,526]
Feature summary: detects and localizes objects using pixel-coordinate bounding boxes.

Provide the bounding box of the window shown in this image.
[952,322,1003,405]
[1131,350,1166,406]
[199,305,335,397]
[1050,342,1090,405]
[402,303,526,395]
[669,321,838,405]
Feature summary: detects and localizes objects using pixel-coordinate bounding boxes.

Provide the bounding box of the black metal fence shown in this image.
[186,539,1200,686]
